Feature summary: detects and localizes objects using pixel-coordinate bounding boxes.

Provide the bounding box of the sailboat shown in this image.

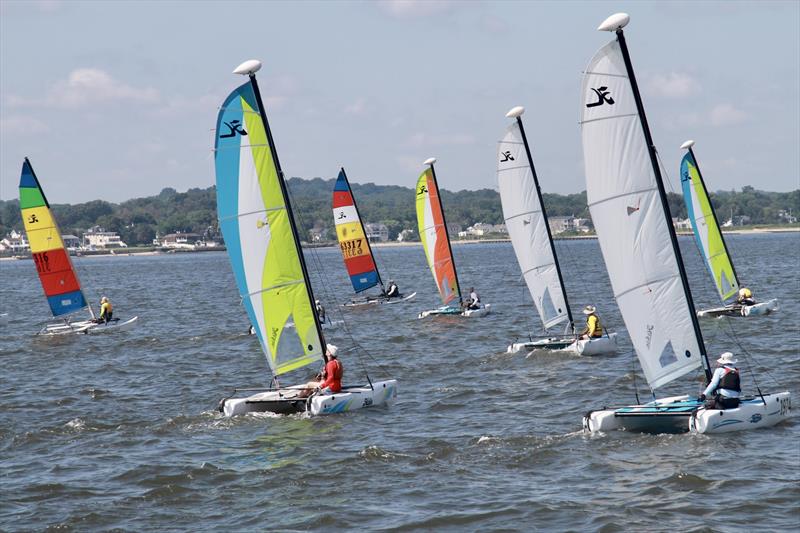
[679,141,778,318]
[332,168,416,307]
[19,158,138,335]
[416,158,491,319]
[499,106,617,355]
[580,14,790,434]
[214,59,397,417]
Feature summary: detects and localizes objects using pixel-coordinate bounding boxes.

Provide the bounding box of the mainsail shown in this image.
[498,119,571,331]
[416,166,460,306]
[332,168,382,293]
[680,149,739,301]
[581,36,705,389]
[214,79,323,376]
[19,158,91,318]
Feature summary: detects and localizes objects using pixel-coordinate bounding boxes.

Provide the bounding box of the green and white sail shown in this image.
[680,144,739,301]
[214,65,324,376]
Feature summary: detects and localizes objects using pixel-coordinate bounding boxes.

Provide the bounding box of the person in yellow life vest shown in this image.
[736,287,755,306]
[98,296,113,323]
[579,305,603,339]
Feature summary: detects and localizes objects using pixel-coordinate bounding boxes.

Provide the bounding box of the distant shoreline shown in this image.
[2,226,796,261]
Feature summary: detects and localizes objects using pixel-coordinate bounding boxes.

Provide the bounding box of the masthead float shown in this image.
[499,106,617,355]
[214,59,397,416]
[580,14,790,434]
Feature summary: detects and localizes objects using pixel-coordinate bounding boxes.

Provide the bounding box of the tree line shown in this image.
[1,179,797,246]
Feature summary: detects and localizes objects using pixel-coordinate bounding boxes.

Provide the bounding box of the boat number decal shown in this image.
[340,239,364,258]
[362,397,373,407]
[779,397,791,415]
[33,252,51,273]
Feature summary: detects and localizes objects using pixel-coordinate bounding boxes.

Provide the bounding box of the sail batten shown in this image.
[581,38,704,389]
[416,167,460,306]
[332,169,382,294]
[19,159,90,318]
[680,150,739,301]
[214,80,323,376]
[498,121,570,331]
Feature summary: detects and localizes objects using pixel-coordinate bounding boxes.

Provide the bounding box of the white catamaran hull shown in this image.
[584,392,792,434]
[697,299,778,318]
[221,380,398,417]
[418,303,491,319]
[85,316,139,334]
[508,333,618,355]
[342,292,417,307]
[38,316,139,336]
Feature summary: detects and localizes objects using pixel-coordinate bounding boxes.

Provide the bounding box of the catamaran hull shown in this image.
[584,392,792,434]
[418,304,491,319]
[38,320,95,336]
[85,316,139,334]
[507,333,618,355]
[697,299,778,318]
[690,392,791,434]
[221,380,398,417]
[342,292,417,307]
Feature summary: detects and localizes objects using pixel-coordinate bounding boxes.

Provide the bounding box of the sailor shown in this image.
[98,296,113,323]
[463,287,481,310]
[317,344,343,394]
[315,299,327,324]
[385,280,400,298]
[736,287,756,306]
[697,352,741,409]
[579,305,603,339]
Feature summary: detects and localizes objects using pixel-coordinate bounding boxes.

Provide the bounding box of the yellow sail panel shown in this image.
[22,207,64,252]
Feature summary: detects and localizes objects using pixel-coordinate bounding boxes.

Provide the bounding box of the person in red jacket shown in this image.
[318,344,343,394]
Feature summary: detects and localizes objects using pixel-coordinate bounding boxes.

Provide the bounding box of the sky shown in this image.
[1,0,798,204]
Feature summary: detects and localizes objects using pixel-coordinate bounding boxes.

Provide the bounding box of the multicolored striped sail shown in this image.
[19,158,90,317]
[332,168,382,293]
[214,79,324,376]
[680,148,739,301]
[416,166,460,306]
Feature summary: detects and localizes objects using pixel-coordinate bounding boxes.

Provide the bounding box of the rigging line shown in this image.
[720,315,781,389]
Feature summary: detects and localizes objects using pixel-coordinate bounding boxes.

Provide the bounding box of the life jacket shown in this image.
[587,314,603,337]
[321,358,343,392]
[719,366,740,392]
[100,301,113,316]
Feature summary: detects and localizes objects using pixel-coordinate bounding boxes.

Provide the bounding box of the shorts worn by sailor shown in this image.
[705,394,740,410]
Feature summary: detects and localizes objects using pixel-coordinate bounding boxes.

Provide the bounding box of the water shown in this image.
[1,233,798,531]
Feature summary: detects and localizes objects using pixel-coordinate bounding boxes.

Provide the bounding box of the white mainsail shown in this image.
[580,40,703,389]
[498,122,569,330]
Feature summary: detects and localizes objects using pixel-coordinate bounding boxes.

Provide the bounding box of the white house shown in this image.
[62,235,81,250]
[365,223,389,243]
[0,230,29,252]
[160,232,201,249]
[83,226,127,249]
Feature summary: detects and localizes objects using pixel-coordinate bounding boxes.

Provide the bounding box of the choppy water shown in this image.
[1,233,798,531]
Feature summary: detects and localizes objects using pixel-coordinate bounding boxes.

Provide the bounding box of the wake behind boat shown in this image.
[213,59,396,417]
[19,158,138,336]
[416,158,491,319]
[679,141,779,318]
[498,106,616,356]
[579,13,789,435]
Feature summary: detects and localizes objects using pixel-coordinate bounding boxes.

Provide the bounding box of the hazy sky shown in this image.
[1,0,798,204]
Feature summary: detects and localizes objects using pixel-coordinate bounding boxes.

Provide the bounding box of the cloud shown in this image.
[646,72,700,99]
[378,0,457,18]
[0,115,50,136]
[403,131,476,148]
[7,68,159,109]
[709,103,748,126]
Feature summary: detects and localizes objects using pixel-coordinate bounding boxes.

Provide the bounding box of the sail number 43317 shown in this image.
[340,239,365,258]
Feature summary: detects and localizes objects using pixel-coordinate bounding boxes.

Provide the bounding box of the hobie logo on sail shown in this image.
[220,120,247,138]
[28,213,39,224]
[586,87,614,108]
[500,151,514,162]
[417,185,428,196]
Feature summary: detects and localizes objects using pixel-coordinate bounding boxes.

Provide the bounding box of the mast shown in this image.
[236,62,327,351]
[24,157,96,320]
[607,17,712,381]
[508,107,575,332]
[681,140,741,291]
[341,167,384,292]
[425,158,463,303]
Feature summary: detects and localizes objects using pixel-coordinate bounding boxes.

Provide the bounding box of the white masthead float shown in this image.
[416,158,491,318]
[499,106,617,355]
[679,140,778,318]
[580,14,790,434]
[214,59,397,416]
